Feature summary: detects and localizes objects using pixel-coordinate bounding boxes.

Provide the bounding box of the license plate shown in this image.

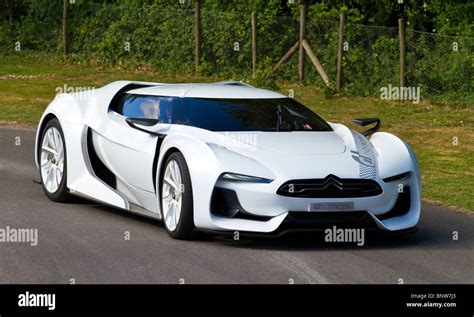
[309,202,354,212]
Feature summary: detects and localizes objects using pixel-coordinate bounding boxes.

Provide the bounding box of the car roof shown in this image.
[127,82,287,99]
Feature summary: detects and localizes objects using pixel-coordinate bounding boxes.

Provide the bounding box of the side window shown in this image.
[115,94,180,123]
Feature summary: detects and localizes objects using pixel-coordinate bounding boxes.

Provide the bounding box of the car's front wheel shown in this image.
[161,152,194,239]
[39,118,68,202]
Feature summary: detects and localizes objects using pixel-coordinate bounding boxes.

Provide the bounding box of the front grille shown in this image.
[279,211,377,230]
[287,211,368,222]
[277,175,383,198]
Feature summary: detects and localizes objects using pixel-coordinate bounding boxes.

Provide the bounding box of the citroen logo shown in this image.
[323,175,343,190]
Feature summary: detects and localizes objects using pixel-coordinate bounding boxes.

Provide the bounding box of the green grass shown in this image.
[1,53,473,211]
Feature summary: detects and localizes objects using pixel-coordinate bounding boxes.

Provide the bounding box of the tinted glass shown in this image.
[115,95,332,132]
[117,94,179,123]
[173,98,332,132]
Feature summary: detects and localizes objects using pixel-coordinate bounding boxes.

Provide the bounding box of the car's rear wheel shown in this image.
[161,152,194,239]
[39,118,68,202]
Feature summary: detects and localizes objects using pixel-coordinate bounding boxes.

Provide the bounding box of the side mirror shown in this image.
[352,118,381,137]
[125,118,165,137]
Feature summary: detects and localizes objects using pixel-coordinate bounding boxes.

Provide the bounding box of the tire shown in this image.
[160,151,194,239]
[39,118,69,202]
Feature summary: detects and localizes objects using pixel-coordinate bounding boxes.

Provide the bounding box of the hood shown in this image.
[213,128,378,181]
[169,124,378,181]
[217,131,346,155]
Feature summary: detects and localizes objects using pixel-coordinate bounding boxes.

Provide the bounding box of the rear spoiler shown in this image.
[352,118,381,137]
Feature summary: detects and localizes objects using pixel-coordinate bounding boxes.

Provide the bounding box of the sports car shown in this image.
[35,80,421,239]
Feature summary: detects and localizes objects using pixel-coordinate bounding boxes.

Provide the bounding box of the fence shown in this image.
[0,1,472,104]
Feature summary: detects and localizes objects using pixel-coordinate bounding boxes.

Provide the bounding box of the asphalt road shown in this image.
[0,126,473,284]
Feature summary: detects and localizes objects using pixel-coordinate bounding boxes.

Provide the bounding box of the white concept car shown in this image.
[35,81,421,239]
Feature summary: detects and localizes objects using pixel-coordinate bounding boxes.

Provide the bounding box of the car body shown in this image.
[35,80,421,239]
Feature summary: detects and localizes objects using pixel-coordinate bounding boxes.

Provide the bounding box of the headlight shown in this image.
[221,173,273,183]
[382,171,411,183]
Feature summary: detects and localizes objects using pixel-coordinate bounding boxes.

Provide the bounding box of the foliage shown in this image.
[0,0,472,104]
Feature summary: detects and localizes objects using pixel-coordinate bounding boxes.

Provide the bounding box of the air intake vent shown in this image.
[277,175,383,198]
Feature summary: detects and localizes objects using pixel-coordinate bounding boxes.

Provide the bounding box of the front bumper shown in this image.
[207,173,421,233]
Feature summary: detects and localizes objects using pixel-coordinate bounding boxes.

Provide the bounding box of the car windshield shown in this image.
[173,98,333,132]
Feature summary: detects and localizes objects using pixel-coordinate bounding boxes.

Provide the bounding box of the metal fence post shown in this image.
[251,11,257,75]
[298,4,307,81]
[63,0,69,57]
[195,0,202,71]
[336,12,346,92]
[399,18,406,88]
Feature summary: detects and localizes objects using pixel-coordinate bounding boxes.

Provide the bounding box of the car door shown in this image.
[95,94,177,193]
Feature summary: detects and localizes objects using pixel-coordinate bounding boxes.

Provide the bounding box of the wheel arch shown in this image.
[35,113,58,168]
[35,93,85,168]
[154,145,180,195]
[370,131,420,183]
[155,134,221,228]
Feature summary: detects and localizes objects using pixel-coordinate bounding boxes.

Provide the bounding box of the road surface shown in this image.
[0,126,472,284]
